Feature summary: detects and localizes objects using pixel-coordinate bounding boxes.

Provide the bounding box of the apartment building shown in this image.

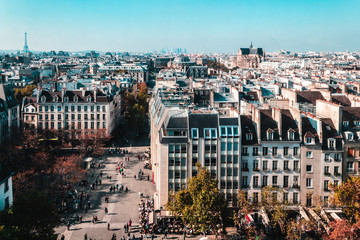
[23,88,122,135]
[0,83,20,142]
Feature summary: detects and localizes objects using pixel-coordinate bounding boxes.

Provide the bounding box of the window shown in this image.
[78,106,81,111]
[306,178,313,188]
[348,148,355,157]
[262,176,268,186]
[324,180,329,191]
[246,133,253,140]
[242,176,248,187]
[45,106,49,112]
[306,137,314,144]
[253,176,259,187]
[253,160,259,171]
[334,166,339,174]
[288,131,295,140]
[272,176,278,186]
[204,128,217,139]
[284,147,289,156]
[263,161,268,171]
[284,176,289,188]
[50,106,54,112]
[293,147,299,156]
[272,147,278,156]
[293,193,299,204]
[253,147,259,156]
[293,176,299,186]
[334,154,341,161]
[71,106,75,112]
[227,127,233,136]
[253,193,259,203]
[284,160,289,171]
[192,145,198,153]
[65,106,68,112]
[233,127,239,136]
[325,154,330,162]
[328,139,335,149]
[347,162,354,172]
[306,151,313,158]
[324,166,329,174]
[242,160,248,171]
[191,128,198,139]
[58,106,61,111]
[272,161,278,171]
[227,142,232,151]
[343,121,349,127]
[268,131,274,140]
[39,106,43,112]
[221,142,226,151]
[263,147,268,156]
[102,106,106,112]
[294,161,299,171]
[64,97,69,102]
[220,127,226,137]
[355,121,360,126]
[242,147,248,156]
[306,165,313,173]
[283,192,289,203]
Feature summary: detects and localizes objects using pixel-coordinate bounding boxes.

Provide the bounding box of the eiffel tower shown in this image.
[23,32,30,53]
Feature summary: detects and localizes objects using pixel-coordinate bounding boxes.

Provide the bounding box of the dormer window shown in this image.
[328,138,335,149]
[306,137,314,145]
[64,97,69,103]
[74,96,78,103]
[343,121,349,127]
[357,132,360,140]
[267,129,274,140]
[246,133,253,140]
[345,132,354,141]
[87,96,92,102]
[354,121,360,127]
[288,129,295,140]
[53,96,58,102]
[41,96,46,103]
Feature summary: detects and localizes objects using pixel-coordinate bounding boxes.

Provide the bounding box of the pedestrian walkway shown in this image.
[55,146,156,240]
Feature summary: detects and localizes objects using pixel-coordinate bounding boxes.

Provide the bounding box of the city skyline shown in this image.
[0,0,360,53]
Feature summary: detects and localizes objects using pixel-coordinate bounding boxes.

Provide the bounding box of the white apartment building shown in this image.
[23,88,122,135]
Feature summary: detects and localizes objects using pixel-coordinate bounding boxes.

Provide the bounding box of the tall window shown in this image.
[306,178,313,188]
[262,176,268,186]
[191,128,198,139]
[263,147,268,156]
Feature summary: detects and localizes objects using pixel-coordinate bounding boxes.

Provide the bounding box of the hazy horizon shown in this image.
[1,0,359,53]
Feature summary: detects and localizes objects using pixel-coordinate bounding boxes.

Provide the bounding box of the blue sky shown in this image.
[0,0,359,53]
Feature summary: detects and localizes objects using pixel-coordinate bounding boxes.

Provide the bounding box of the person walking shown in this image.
[84,233,88,240]
[164,229,167,239]
[67,221,71,230]
[61,234,65,240]
[105,207,108,214]
[108,223,111,231]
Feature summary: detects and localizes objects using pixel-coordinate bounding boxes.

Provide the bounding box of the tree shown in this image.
[0,191,60,240]
[166,165,226,233]
[325,219,360,240]
[52,154,86,185]
[14,85,36,103]
[331,176,360,223]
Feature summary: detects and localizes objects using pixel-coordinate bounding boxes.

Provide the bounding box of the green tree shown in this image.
[14,85,36,103]
[331,176,360,223]
[0,191,60,240]
[166,165,226,234]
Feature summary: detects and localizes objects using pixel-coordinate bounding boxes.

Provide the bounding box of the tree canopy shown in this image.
[0,191,60,240]
[331,176,360,223]
[166,165,226,233]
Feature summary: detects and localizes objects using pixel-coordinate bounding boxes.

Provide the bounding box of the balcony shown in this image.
[253,168,260,172]
[292,184,300,189]
[253,185,261,189]
[284,168,291,172]
[263,168,270,172]
[324,172,331,177]
[242,153,249,156]
[272,168,280,172]
[294,168,300,172]
[334,172,341,177]
[242,185,250,189]
[242,167,249,172]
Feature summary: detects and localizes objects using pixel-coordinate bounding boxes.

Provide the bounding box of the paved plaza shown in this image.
[56,146,157,240]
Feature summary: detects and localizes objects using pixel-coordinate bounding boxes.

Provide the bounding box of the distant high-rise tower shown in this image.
[23,32,30,53]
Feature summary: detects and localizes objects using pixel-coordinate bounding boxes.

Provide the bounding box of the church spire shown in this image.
[250,41,253,49]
